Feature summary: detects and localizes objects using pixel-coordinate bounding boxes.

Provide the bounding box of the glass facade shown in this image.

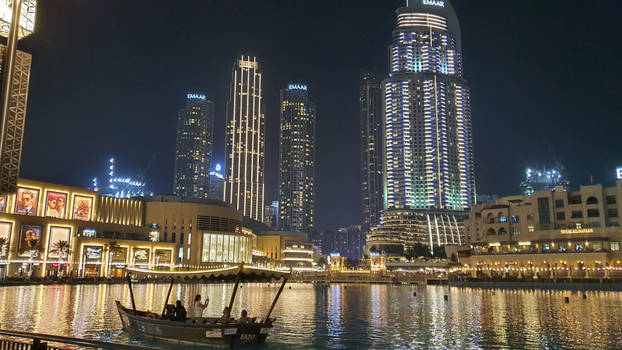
[383,1,474,211]
[201,232,253,263]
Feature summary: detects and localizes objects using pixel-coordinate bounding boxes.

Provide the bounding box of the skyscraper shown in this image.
[174,93,214,199]
[360,72,384,229]
[367,0,474,257]
[278,84,316,233]
[0,0,36,195]
[224,56,265,221]
[208,162,224,200]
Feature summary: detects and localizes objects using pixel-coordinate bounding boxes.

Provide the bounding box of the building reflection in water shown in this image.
[0,284,622,348]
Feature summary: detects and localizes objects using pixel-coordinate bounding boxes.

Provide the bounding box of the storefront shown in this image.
[154,248,172,269]
[109,247,128,278]
[132,247,151,268]
[81,245,103,278]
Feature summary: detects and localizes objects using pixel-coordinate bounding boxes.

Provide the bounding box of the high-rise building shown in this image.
[208,162,224,200]
[279,84,315,233]
[367,0,474,257]
[360,72,384,229]
[520,167,569,196]
[174,93,214,199]
[224,56,265,221]
[0,1,36,195]
[263,200,279,229]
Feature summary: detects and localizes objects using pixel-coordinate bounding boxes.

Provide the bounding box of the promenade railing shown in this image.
[0,328,160,350]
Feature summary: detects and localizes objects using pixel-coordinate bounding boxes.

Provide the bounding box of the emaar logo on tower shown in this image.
[187,93,206,100]
[422,0,445,7]
[288,84,307,91]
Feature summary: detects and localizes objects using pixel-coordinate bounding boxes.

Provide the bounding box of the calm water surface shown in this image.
[0,283,621,349]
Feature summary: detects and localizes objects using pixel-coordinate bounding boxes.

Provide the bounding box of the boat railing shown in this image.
[0,328,161,350]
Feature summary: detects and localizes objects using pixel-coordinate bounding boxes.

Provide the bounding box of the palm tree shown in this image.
[0,237,7,259]
[50,240,70,277]
[104,241,122,278]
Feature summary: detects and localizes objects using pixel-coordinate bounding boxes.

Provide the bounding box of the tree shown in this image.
[50,240,70,277]
[0,237,7,259]
[317,256,328,269]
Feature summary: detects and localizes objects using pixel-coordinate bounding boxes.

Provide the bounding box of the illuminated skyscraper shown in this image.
[0,0,36,195]
[279,84,315,233]
[174,93,214,199]
[367,0,473,256]
[224,56,265,221]
[360,72,384,229]
[208,162,225,200]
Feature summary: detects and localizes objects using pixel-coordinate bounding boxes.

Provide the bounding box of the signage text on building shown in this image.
[560,228,594,234]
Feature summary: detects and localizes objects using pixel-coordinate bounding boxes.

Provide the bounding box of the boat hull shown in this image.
[116,301,269,347]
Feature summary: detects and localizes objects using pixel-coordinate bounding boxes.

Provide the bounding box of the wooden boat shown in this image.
[116,264,290,347]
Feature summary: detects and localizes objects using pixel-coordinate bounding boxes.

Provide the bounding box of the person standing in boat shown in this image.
[173,300,187,321]
[192,294,208,318]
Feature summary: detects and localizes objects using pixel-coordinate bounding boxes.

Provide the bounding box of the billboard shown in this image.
[19,224,41,256]
[72,195,93,221]
[0,195,6,213]
[0,221,11,257]
[45,191,67,218]
[133,248,150,266]
[47,226,71,259]
[15,187,39,216]
[83,246,102,262]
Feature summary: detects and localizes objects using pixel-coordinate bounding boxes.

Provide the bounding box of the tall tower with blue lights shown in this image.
[367,0,474,257]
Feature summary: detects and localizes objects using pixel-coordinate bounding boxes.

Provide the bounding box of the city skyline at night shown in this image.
[13,0,622,231]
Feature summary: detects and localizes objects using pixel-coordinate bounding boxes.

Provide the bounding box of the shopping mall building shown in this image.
[450,182,622,279]
[0,179,312,278]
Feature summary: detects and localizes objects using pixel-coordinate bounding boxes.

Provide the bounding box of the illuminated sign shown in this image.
[560,228,594,234]
[288,84,307,91]
[518,241,531,246]
[617,167,622,180]
[187,93,206,100]
[488,242,500,247]
[422,0,444,7]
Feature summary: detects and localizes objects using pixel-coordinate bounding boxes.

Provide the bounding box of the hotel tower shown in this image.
[279,84,316,233]
[224,56,265,222]
[367,0,474,256]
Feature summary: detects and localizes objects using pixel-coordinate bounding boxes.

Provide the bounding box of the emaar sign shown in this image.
[288,84,307,91]
[617,167,622,180]
[187,93,206,100]
[422,0,445,7]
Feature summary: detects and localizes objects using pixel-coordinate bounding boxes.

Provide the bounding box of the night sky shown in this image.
[14,0,622,231]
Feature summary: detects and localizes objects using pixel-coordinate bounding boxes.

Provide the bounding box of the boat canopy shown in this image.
[126,265,290,281]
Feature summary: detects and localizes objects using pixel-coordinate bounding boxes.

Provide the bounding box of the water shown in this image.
[0,283,621,349]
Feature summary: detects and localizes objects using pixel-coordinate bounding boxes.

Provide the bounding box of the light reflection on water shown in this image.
[0,283,621,349]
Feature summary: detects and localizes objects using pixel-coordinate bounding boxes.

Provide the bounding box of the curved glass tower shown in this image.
[384,0,474,211]
[367,0,474,257]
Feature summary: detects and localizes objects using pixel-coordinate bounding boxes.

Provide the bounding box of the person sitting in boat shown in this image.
[218,307,232,323]
[238,310,249,324]
[173,300,187,321]
[164,304,175,320]
[192,294,209,318]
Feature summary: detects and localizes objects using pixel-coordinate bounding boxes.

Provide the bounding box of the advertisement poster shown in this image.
[45,192,68,218]
[155,249,172,264]
[134,248,150,266]
[0,222,11,257]
[0,195,7,213]
[19,225,41,256]
[15,188,40,216]
[84,246,102,262]
[47,226,71,259]
[72,195,93,221]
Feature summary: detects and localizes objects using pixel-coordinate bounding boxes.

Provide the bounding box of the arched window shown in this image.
[499,215,507,223]
[486,213,494,224]
[486,228,496,235]
[498,227,507,235]
[586,197,598,205]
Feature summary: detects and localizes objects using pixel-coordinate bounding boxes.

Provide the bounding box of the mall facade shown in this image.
[450,182,622,279]
[0,179,311,279]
